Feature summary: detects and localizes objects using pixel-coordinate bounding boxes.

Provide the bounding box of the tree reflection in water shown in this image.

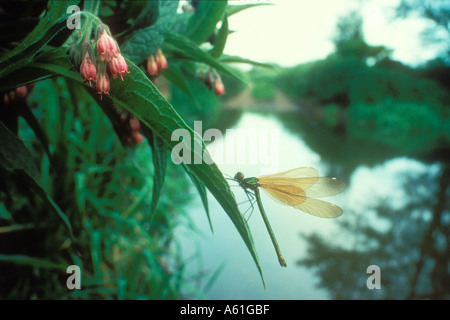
[298,164,449,299]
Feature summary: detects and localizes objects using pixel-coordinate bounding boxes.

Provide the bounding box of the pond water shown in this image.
[174,111,444,300]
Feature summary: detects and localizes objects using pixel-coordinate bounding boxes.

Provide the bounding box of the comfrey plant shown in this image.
[67,22,129,98]
[0,2,277,297]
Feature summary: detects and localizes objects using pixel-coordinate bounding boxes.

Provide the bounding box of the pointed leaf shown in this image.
[125,0,160,34]
[226,3,273,17]
[209,14,228,59]
[141,127,168,214]
[182,163,213,233]
[0,122,74,241]
[185,1,227,44]
[16,102,51,160]
[0,254,67,270]
[219,54,277,69]
[121,0,179,64]
[0,0,79,78]
[164,31,246,83]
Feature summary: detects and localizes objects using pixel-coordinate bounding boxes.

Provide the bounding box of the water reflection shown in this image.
[175,111,449,300]
[299,160,448,299]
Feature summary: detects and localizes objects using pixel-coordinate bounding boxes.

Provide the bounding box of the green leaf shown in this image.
[0,122,40,182]
[209,13,228,59]
[161,62,197,101]
[0,64,53,93]
[182,163,213,233]
[219,54,277,69]
[162,61,215,111]
[125,0,160,34]
[13,48,80,89]
[0,0,79,78]
[16,102,52,160]
[164,31,246,83]
[0,254,67,270]
[0,223,34,234]
[225,3,273,17]
[142,127,168,214]
[185,0,227,44]
[121,0,179,65]
[0,122,74,241]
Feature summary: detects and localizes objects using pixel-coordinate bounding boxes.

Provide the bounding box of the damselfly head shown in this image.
[234,172,244,181]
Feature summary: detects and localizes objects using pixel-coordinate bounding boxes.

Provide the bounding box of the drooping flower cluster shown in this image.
[112,104,144,145]
[2,83,35,105]
[127,116,144,144]
[146,48,168,83]
[198,69,225,97]
[69,24,129,98]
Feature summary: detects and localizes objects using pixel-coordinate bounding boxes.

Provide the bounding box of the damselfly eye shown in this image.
[234,172,244,181]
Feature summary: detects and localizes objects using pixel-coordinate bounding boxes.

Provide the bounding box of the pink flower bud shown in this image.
[80,53,97,86]
[214,78,225,96]
[129,117,140,132]
[96,73,110,99]
[97,30,118,62]
[132,132,144,144]
[155,48,168,71]
[146,55,158,76]
[109,54,129,81]
[15,86,28,98]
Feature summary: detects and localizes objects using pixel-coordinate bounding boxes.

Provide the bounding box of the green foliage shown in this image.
[348,99,442,154]
[0,0,79,81]
[184,1,227,45]
[249,68,278,101]
[249,67,279,101]
[278,56,355,104]
[0,121,74,241]
[332,10,364,49]
[277,54,450,160]
[120,0,178,65]
[0,0,269,298]
[276,8,449,165]
[251,81,276,101]
[170,68,222,123]
[280,5,450,300]
[322,104,340,127]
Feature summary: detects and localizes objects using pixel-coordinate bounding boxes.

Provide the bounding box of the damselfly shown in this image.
[231,167,346,267]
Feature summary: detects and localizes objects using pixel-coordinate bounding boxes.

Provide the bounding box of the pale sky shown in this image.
[224,0,444,67]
